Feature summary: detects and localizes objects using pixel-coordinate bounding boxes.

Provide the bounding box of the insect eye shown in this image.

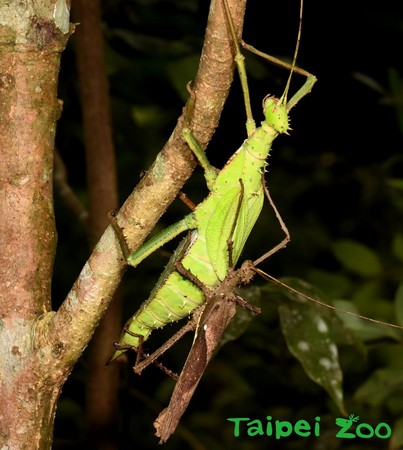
[262,95,290,134]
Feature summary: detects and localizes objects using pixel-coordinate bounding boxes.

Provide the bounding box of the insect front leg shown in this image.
[237,0,316,113]
[181,127,219,191]
[222,0,255,136]
[181,83,219,191]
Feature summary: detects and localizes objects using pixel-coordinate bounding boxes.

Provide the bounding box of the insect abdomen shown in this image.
[110,233,220,360]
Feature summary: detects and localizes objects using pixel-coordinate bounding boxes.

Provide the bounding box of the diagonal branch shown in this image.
[39,0,249,368]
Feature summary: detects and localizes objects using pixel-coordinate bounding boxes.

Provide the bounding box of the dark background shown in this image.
[53,0,403,448]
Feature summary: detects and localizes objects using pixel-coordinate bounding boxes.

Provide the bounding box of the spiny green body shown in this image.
[110,98,287,362]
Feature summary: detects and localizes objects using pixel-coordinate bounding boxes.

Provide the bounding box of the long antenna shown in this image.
[253,267,403,331]
[279,0,304,105]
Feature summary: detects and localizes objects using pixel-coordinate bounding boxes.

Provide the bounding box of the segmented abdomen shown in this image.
[111,232,220,361]
[111,127,275,361]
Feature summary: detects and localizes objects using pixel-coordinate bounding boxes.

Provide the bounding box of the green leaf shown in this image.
[262,278,358,347]
[331,239,382,277]
[307,269,352,298]
[275,280,346,414]
[279,303,345,414]
[354,367,403,406]
[333,299,401,341]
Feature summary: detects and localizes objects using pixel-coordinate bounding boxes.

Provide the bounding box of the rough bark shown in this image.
[0,0,247,447]
[0,3,71,448]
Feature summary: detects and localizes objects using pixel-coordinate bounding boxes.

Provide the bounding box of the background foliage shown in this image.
[53,0,403,448]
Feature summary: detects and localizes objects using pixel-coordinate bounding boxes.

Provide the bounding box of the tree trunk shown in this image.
[0,0,246,447]
[0,4,71,448]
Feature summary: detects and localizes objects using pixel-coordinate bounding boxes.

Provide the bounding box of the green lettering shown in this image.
[275,420,293,439]
[356,423,374,438]
[335,418,355,438]
[294,420,311,437]
[314,416,321,437]
[266,416,273,436]
[247,419,264,437]
[375,423,392,439]
[227,417,250,437]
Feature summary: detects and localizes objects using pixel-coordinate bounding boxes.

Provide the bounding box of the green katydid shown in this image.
[108,0,316,365]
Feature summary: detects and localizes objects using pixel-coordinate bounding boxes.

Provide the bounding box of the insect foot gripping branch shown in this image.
[108,0,316,376]
[108,89,296,366]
